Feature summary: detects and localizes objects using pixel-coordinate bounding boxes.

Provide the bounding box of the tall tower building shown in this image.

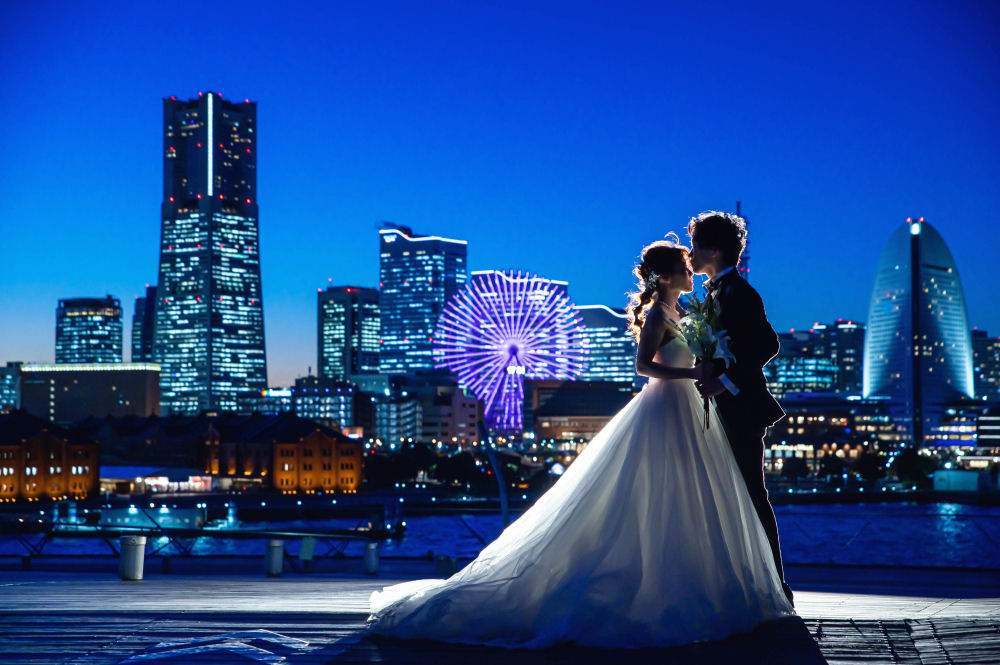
[972,329,1000,401]
[378,225,467,375]
[575,305,644,389]
[863,217,974,447]
[318,286,380,380]
[56,296,123,364]
[153,91,267,414]
[131,285,157,362]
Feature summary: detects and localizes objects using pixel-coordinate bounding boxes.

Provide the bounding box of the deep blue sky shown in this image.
[1,1,998,386]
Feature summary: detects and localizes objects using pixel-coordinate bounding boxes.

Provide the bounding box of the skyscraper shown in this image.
[972,329,1000,401]
[863,218,974,447]
[576,305,644,389]
[0,362,21,413]
[55,297,123,364]
[153,92,267,414]
[318,286,380,380]
[765,331,839,399]
[810,321,865,395]
[378,225,467,375]
[131,285,157,362]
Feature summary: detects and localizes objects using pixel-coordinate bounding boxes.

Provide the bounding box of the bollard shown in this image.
[119,535,147,581]
[435,555,457,577]
[299,536,317,573]
[266,539,284,577]
[364,541,379,575]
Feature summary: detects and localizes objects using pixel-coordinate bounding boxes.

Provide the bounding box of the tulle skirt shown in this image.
[367,376,794,648]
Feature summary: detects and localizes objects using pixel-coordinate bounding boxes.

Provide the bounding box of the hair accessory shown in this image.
[644,271,661,291]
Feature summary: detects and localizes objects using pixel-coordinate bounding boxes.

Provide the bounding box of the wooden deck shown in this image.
[1,567,999,664]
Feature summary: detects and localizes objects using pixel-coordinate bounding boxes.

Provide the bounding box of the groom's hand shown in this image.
[696,376,726,399]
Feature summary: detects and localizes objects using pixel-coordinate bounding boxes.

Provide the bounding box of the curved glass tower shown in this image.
[863,218,974,447]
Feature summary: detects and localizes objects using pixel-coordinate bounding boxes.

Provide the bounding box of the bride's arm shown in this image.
[635,304,701,381]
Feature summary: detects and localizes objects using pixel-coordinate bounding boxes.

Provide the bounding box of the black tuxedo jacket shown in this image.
[709,271,785,429]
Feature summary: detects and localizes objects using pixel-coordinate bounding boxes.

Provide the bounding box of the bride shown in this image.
[367,237,795,648]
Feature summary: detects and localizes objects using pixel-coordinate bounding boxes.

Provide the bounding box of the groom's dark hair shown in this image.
[686,212,747,268]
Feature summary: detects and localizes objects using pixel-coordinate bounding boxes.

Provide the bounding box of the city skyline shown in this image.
[1,2,998,387]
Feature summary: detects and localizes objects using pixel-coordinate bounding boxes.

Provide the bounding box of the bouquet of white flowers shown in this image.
[678,292,736,429]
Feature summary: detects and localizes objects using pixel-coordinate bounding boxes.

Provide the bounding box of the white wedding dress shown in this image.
[368,336,794,648]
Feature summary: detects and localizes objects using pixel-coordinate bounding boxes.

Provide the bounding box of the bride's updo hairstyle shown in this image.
[627,233,688,341]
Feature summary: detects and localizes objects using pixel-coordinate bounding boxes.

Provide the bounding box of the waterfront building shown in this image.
[393,372,479,445]
[576,305,645,389]
[810,321,866,395]
[0,362,21,413]
[20,363,161,425]
[527,379,633,444]
[863,218,974,447]
[291,376,355,429]
[270,415,362,494]
[74,412,361,493]
[56,296,123,364]
[972,329,1000,401]
[766,331,840,399]
[378,225,467,375]
[766,322,865,399]
[131,285,157,362]
[235,387,295,415]
[318,286,380,380]
[0,410,99,501]
[764,394,899,472]
[236,377,355,429]
[153,91,267,415]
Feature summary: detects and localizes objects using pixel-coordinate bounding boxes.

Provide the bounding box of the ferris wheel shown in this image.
[433,270,587,433]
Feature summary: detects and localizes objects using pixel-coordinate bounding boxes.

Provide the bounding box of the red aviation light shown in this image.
[199,92,203,97]
[197,194,202,199]
[196,243,201,248]
[245,99,249,103]
[918,217,925,222]
[218,194,224,199]
[245,198,251,204]
[169,196,175,202]
[246,148,251,153]
[197,142,202,148]
[219,143,223,148]
[170,96,176,101]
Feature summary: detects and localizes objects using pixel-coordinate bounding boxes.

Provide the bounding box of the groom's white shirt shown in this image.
[708,266,740,396]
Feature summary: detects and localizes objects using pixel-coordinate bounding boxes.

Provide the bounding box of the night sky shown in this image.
[1,1,998,386]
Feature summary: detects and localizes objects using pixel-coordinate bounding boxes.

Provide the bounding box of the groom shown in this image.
[687,211,794,606]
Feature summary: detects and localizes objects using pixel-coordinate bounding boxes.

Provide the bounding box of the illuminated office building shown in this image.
[576,305,644,389]
[378,225,467,374]
[0,362,21,413]
[131,285,157,362]
[318,286,380,380]
[863,218,974,447]
[20,363,161,424]
[766,321,866,398]
[765,332,839,399]
[972,329,1000,401]
[55,296,123,364]
[153,91,267,414]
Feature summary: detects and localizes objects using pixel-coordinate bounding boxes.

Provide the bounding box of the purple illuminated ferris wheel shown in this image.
[433,270,587,433]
